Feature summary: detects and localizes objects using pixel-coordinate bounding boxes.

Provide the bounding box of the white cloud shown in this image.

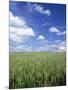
[58,46,66,51]
[54,40,61,43]
[34,4,51,16]
[27,3,51,16]
[37,40,65,52]
[10,11,35,43]
[15,45,33,52]
[49,26,66,36]
[10,33,22,42]
[10,26,35,37]
[17,27,35,36]
[59,41,66,47]
[56,31,66,35]
[49,27,60,33]
[51,41,66,52]
[37,35,45,40]
[35,40,66,52]
[10,11,25,27]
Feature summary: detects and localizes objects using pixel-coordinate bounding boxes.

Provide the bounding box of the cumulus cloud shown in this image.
[49,27,60,33]
[10,11,35,43]
[10,11,25,27]
[37,35,45,40]
[51,41,66,52]
[10,26,35,37]
[49,26,66,36]
[36,40,66,52]
[34,4,51,16]
[10,32,22,42]
[56,31,66,35]
[58,46,66,51]
[27,3,51,16]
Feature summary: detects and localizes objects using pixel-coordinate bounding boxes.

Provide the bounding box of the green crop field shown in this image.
[9,52,66,89]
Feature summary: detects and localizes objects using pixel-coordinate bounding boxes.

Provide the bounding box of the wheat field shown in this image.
[9,52,66,89]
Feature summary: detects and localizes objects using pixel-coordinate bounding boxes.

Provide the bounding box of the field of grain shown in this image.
[9,52,66,89]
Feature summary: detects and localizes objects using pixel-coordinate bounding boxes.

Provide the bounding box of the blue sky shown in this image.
[9,1,66,52]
